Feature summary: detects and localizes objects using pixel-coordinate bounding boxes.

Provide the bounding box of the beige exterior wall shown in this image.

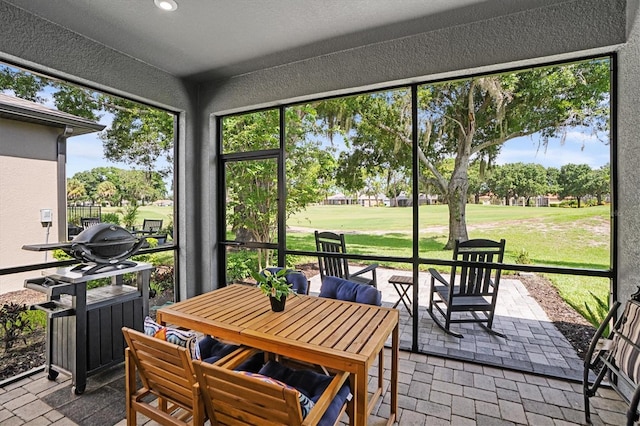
[0,118,59,160]
[0,119,60,293]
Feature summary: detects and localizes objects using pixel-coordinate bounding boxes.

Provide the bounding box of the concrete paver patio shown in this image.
[0,348,627,425]
[0,267,627,425]
[310,268,585,380]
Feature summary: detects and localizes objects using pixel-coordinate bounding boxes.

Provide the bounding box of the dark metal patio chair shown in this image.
[140,218,163,233]
[427,238,506,338]
[314,230,378,287]
[80,217,100,229]
[584,289,640,425]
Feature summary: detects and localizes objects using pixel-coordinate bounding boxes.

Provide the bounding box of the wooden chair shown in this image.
[427,238,506,338]
[122,327,206,426]
[584,289,640,425]
[192,348,351,426]
[314,230,378,287]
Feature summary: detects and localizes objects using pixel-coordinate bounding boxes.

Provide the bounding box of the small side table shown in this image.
[389,275,413,316]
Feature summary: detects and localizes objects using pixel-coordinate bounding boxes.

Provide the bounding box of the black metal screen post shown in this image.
[278,106,286,267]
[216,115,227,289]
[411,84,420,352]
[610,53,619,313]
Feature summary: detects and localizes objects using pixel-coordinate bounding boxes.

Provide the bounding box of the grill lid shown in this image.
[70,223,148,266]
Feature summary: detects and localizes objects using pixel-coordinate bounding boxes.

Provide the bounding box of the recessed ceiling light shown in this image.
[154,0,178,11]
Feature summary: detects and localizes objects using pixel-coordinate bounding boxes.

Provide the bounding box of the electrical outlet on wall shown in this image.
[40,208,53,226]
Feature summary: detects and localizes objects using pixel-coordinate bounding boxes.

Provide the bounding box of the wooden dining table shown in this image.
[156,284,399,426]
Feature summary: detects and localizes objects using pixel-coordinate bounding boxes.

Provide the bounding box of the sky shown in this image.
[65,126,610,183]
[66,133,129,177]
[2,65,609,189]
[495,130,610,169]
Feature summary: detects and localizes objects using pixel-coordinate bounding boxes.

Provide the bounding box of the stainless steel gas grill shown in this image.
[22,224,153,394]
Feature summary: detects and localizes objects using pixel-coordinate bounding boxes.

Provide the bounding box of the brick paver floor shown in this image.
[0,268,623,425]
[0,349,627,425]
[309,268,586,381]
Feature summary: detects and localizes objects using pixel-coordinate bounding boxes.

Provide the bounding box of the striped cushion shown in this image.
[235,371,315,418]
[144,316,201,360]
[612,301,640,383]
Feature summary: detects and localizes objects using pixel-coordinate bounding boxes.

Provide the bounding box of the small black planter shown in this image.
[269,295,286,312]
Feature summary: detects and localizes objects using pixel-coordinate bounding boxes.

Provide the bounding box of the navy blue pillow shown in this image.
[199,335,265,372]
[258,361,351,426]
[319,276,382,306]
[234,351,266,373]
[198,335,239,364]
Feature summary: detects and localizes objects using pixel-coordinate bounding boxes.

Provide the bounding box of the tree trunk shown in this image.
[444,164,470,249]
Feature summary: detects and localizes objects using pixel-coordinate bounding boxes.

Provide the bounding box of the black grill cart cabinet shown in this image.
[24,262,152,394]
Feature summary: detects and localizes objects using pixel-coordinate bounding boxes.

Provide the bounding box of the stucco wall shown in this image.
[616,1,640,303]
[0,119,59,292]
[0,118,59,160]
[0,154,58,292]
[0,154,57,266]
[203,0,626,114]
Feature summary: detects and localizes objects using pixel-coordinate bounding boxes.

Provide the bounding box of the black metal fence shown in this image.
[67,205,101,224]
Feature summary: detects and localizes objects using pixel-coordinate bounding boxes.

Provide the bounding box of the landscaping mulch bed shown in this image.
[515,273,596,359]
[0,270,596,382]
[0,289,46,381]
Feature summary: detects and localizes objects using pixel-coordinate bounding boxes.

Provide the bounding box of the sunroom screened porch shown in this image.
[2,0,640,424]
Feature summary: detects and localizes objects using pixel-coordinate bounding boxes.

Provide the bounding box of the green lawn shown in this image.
[287,204,609,268]
[287,203,611,322]
[289,203,607,233]
[102,205,173,229]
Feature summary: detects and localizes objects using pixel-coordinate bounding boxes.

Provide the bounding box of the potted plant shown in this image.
[251,268,294,312]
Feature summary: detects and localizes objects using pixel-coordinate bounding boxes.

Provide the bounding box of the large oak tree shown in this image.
[320,59,609,248]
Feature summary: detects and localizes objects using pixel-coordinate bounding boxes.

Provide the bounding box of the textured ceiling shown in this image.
[4,0,562,81]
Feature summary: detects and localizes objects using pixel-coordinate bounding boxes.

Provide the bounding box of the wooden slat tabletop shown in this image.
[157,284,399,425]
[157,284,397,365]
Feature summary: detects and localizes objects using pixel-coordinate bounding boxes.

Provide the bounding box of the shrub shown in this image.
[119,203,139,229]
[101,212,120,225]
[52,248,73,261]
[515,248,531,265]
[584,291,610,335]
[0,303,32,351]
[559,200,578,208]
[151,265,174,293]
[226,250,259,283]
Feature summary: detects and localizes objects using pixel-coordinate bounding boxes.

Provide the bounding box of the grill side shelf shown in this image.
[30,301,75,318]
[24,277,76,298]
